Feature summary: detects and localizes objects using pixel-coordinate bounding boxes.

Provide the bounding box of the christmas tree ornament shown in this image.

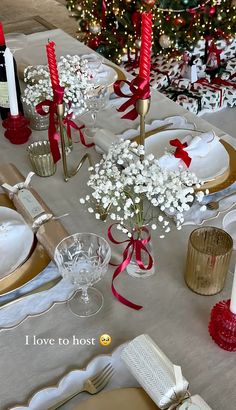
[88,36,101,49]
[89,21,101,34]
[142,0,156,6]
[77,4,82,11]
[159,34,171,48]
[113,7,120,16]
[165,14,170,22]
[174,17,186,26]
[135,39,142,49]
[80,19,89,30]
[209,6,216,15]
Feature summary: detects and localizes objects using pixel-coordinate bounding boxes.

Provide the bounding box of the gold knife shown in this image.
[133,122,173,143]
[0,277,61,309]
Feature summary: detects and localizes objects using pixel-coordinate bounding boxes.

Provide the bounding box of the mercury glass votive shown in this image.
[27,140,56,177]
[185,227,233,295]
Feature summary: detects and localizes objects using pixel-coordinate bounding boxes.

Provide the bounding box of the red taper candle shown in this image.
[46,41,60,91]
[139,12,152,82]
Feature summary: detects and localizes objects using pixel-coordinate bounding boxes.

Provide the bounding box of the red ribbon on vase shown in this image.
[170,139,191,168]
[36,85,64,163]
[63,112,94,147]
[108,224,153,310]
[113,76,150,120]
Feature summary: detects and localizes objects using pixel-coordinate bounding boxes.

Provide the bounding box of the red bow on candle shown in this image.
[170,139,191,168]
[113,76,150,120]
[108,224,153,310]
[36,85,64,163]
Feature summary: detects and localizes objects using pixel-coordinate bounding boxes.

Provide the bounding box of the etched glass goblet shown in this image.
[54,233,111,317]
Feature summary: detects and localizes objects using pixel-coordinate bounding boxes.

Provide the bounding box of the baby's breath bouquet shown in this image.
[81,139,205,298]
[81,139,204,237]
[23,54,95,116]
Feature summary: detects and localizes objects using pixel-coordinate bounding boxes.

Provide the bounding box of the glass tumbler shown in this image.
[185,227,233,295]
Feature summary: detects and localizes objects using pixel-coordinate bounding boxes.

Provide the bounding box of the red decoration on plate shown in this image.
[209,299,236,351]
[170,139,191,168]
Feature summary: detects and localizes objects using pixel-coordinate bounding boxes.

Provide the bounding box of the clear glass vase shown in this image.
[23,102,49,131]
[126,227,155,278]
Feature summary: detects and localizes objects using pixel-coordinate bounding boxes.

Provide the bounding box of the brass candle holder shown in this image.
[57,103,93,182]
[135,98,150,160]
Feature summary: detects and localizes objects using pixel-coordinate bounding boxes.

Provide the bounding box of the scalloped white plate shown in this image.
[0,207,34,279]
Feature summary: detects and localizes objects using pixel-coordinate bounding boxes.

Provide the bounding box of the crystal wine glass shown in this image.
[86,84,109,128]
[54,233,111,317]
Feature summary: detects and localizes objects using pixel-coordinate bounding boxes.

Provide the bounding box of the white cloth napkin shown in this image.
[121,334,212,410]
[158,131,217,171]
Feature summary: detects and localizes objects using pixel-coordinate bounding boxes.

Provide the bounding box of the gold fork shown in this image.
[206,192,236,210]
[48,363,114,410]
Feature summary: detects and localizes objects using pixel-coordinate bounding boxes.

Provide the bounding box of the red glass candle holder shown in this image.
[2,113,31,144]
[208,299,236,351]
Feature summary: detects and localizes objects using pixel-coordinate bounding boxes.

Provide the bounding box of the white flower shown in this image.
[80,198,85,204]
[80,139,204,235]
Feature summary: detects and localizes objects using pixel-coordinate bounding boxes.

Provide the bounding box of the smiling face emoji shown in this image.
[99,334,112,346]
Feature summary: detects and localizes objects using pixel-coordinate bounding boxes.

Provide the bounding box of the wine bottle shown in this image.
[0,22,23,120]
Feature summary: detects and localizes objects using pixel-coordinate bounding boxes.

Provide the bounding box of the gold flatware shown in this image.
[0,277,61,309]
[206,191,236,210]
[48,363,115,410]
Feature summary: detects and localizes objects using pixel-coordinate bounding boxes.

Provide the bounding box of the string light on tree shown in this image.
[66,0,236,61]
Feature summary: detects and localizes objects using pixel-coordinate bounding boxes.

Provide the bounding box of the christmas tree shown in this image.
[66,0,236,63]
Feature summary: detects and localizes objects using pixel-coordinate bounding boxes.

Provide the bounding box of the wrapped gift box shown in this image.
[171,77,191,90]
[193,38,236,61]
[163,87,202,114]
[191,80,226,110]
[226,58,236,76]
[151,71,170,90]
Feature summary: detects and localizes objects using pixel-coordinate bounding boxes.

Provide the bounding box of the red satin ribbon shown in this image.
[113,76,150,120]
[36,85,65,163]
[108,224,153,310]
[102,0,106,28]
[170,139,191,168]
[63,112,94,148]
[207,42,222,66]
[212,77,236,90]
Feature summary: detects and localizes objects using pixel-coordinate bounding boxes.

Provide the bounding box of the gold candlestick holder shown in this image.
[135,98,150,160]
[57,103,93,182]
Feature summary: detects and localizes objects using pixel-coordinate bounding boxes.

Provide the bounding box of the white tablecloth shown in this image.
[0,29,236,410]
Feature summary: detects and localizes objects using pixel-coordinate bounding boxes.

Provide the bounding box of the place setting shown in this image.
[0,3,236,410]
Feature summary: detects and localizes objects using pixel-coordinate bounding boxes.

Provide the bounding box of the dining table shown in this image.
[0,28,236,410]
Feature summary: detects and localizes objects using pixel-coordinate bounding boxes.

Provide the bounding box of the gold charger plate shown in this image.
[73,388,157,410]
[139,127,235,194]
[0,193,50,295]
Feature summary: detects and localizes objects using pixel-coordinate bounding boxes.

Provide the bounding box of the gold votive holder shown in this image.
[27,141,56,177]
[185,227,233,295]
